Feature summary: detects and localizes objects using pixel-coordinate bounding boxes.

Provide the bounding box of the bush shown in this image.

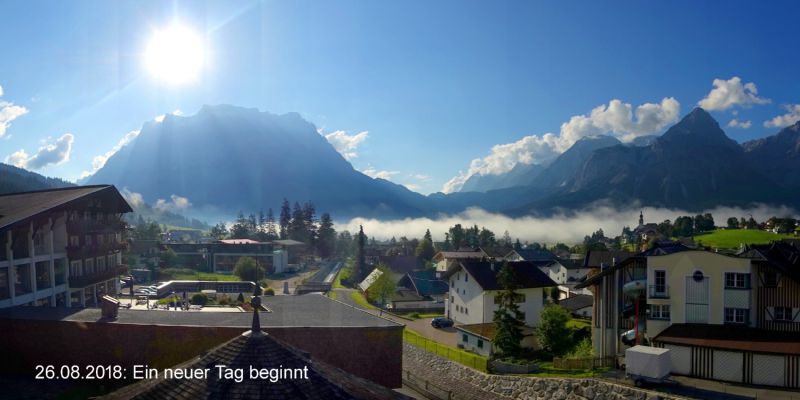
[408,312,421,319]
[567,338,594,359]
[536,304,573,357]
[191,293,208,306]
[233,257,263,282]
[218,295,231,306]
[263,287,275,296]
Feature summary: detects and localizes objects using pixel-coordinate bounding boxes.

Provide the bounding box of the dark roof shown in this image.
[480,246,514,259]
[557,294,593,312]
[433,250,486,260]
[583,250,633,268]
[746,241,800,282]
[638,241,693,256]
[0,185,132,230]
[443,261,557,291]
[654,323,800,355]
[400,270,448,296]
[102,330,403,400]
[513,248,557,262]
[390,288,424,302]
[376,255,420,274]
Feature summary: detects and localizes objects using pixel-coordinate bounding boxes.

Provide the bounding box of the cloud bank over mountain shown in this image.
[341,204,796,244]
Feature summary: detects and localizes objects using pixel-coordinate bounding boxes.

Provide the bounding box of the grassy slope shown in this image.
[693,229,794,249]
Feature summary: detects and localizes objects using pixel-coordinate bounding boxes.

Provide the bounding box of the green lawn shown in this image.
[327,291,338,301]
[527,361,608,378]
[566,319,591,330]
[693,229,795,249]
[349,291,377,310]
[171,272,240,281]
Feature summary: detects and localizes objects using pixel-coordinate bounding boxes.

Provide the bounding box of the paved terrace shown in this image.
[0,294,401,328]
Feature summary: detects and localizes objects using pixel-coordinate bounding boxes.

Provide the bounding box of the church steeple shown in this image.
[639,210,644,226]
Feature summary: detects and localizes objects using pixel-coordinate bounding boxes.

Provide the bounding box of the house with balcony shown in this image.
[0,185,132,309]
[579,240,800,388]
[442,260,557,327]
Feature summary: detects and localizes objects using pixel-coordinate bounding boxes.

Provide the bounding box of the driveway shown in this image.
[330,288,458,347]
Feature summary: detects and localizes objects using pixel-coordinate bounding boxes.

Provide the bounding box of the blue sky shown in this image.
[1,0,799,194]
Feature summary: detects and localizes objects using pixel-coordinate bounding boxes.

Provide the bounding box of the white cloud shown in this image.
[697,77,770,111]
[442,97,680,193]
[154,109,183,123]
[341,204,796,244]
[412,174,431,181]
[361,166,399,180]
[154,194,192,212]
[323,130,368,160]
[0,100,29,138]
[727,118,752,129]
[5,133,74,170]
[80,129,140,179]
[120,188,145,209]
[764,104,800,128]
[403,183,421,192]
[0,85,3,96]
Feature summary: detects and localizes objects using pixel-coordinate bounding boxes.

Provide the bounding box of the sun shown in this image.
[144,24,205,85]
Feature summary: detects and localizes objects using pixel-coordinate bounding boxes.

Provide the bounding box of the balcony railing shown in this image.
[648,285,669,299]
[69,265,128,288]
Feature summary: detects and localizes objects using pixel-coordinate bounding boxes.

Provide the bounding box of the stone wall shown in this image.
[404,344,685,400]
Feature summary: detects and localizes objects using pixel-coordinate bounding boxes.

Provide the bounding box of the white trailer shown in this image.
[625,345,672,386]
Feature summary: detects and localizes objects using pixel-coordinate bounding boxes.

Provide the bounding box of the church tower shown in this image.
[639,210,644,226]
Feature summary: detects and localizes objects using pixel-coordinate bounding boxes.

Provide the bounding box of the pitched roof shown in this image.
[746,241,800,282]
[402,270,448,296]
[513,248,557,262]
[456,323,497,341]
[0,185,132,230]
[375,255,419,274]
[557,294,593,312]
[654,323,800,356]
[101,330,403,400]
[433,250,486,260]
[443,261,557,291]
[583,250,633,268]
[480,246,514,259]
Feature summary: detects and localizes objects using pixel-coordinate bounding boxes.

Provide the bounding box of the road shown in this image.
[330,288,458,347]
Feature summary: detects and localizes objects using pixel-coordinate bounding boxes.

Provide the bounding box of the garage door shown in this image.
[664,344,691,375]
[713,350,743,383]
[752,354,785,387]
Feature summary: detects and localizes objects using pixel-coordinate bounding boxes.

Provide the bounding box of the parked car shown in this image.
[431,317,454,328]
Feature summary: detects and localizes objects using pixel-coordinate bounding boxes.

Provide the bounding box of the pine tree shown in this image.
[317,213,336,258]
[231,211,250,239]
[279,199,291,239]
[265,208,277,240]
[493,261,525,356]
[356,225,366,280]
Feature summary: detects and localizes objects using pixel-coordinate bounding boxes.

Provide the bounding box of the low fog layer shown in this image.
[339,205,798,244]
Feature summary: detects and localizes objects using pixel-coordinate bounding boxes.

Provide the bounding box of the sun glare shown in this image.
[144,24,205,85]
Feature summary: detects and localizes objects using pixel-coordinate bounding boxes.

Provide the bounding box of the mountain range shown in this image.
[5,105,800,220]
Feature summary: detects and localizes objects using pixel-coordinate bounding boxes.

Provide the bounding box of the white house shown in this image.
[442,260,557,327]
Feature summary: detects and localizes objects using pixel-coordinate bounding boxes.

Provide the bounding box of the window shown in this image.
[97,235,104,245]
[477,339,484,349]
[465,308,468,315]
[462,334,468,342]
[654,270,666,292]
[724,308,748,324]
[84,258,94,274]
[70,261,82,277]
[465,273,468,282]
[650,304,670,320]
[774,307,793,322]
[763,270,779,287]
[514,294,526,303]
[84,235,93,246]
[725,273,749,289]
[69,236,79,246]
[96,257,105,271]
[450,295,454,303]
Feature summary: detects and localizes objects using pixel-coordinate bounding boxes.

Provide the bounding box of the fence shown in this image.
[553,356,615,370]
[403,330,489,373]
[403,369,453,400]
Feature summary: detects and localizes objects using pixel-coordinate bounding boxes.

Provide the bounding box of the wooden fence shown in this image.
[552,356,616,370]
